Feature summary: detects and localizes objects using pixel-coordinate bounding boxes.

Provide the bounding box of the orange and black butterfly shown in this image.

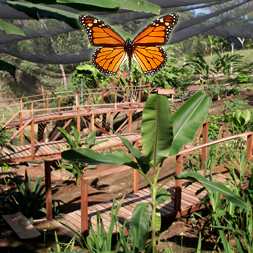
[79,14,178,75]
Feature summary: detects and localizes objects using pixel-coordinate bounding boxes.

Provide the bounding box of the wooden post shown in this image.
[174,155,183,216]
[201,122,208,173]
[90,113,95,131]
[128,111,133,133]
[19,98,24,145]
[133,170,140,193]
[30,103,35,158]
[75,92,81,133]
[81,175,89,234]
[247,133,253,160]
[45,161,53,220]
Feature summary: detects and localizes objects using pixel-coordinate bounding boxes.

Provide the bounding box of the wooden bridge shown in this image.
[0,87,252,236]
[44,129,253,235]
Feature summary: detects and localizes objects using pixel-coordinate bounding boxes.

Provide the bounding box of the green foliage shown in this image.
[169,91,211,155]
[0,18,25,36]
[141,94,173,165]
[70,64,108,90]
[147,57,193,89]
[59,127,96,181]
[233,73,251,84]
[212,51,242,76]
[178,172,247,209]
[182,148,253,252]
[62,92,210,252]
[223,100,253,134]
[86,201,120,253]
[49,232,81,253]
[0,126,10,148]
[5,171,45,218]
[184,53,210,82]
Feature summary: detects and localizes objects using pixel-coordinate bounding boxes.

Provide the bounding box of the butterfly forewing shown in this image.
[133,14,178,46]
[133,47,166,74]
[79,16,125,47]
[93,47,126,75]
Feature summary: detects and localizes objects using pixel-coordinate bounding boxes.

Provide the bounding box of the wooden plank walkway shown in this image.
[54,171,229,234]
[0,133,140,163]
[5,102,144,129]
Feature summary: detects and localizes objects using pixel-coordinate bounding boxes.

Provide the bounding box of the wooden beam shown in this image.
[45,161,53,220]
[247,133,253,160]
[81,174,88,234]
[51,119,73,141]
[90,113,95,131]
[175,154,183,216]
[19,98,24,145]
[201,122,208,173]
[133,170,140,193]
[30,103,35,158]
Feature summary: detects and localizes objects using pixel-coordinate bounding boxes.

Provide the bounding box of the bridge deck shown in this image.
[54,171,228,234]
[0,133,140,163]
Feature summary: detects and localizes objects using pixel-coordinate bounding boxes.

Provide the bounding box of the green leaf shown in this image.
[58,127,76,148]
[156,187,171,205]
[129,203,151,250]
[0,19,25,36]
[117,135,150,174]
[141,94,173,165]
[86,131,96,147]
[57,0,160,14]
[177,171,247,209]
[62,148,136,167]
[169,91,211,155]
[56,0,119,9]
[117,0,160,14]
[7,1,79,26]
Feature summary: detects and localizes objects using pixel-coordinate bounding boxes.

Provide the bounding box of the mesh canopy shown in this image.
[0,0,252,64]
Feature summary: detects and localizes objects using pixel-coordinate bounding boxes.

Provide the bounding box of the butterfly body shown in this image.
[80,14,178,75]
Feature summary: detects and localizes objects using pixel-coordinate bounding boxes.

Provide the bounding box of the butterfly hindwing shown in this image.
[133,46,166,75]
[79,16,125,47]
[133,14,178,46]
[92,47,126,75]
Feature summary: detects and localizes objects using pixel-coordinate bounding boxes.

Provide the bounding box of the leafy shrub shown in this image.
[5,171,45,218]
[233,73,251,84]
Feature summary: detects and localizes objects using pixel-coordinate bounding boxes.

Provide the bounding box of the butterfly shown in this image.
[79,14,178,75]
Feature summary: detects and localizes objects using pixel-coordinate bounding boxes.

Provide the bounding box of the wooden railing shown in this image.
[75,124,253,233]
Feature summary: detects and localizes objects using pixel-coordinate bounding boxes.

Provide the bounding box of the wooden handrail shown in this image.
[2,111,19,129]
[10,119,32,141]
[178,131,252,156]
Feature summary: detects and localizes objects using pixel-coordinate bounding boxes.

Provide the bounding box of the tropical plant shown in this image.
[62,91,211,252]
[178,148,253,252]
[49,232,81,253]
[5,170,45,218]
[212,51,242,77]
[184,54,210,83]
[59,126,96,182]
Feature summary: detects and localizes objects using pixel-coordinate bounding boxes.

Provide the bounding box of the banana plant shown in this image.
[62,91,210,252]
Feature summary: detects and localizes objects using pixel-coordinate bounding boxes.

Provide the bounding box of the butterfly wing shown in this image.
[133,46,166,75]
[133,14,178,46]
[79,16,125,47]
[92,47,126,75]
[132,14,178,74]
